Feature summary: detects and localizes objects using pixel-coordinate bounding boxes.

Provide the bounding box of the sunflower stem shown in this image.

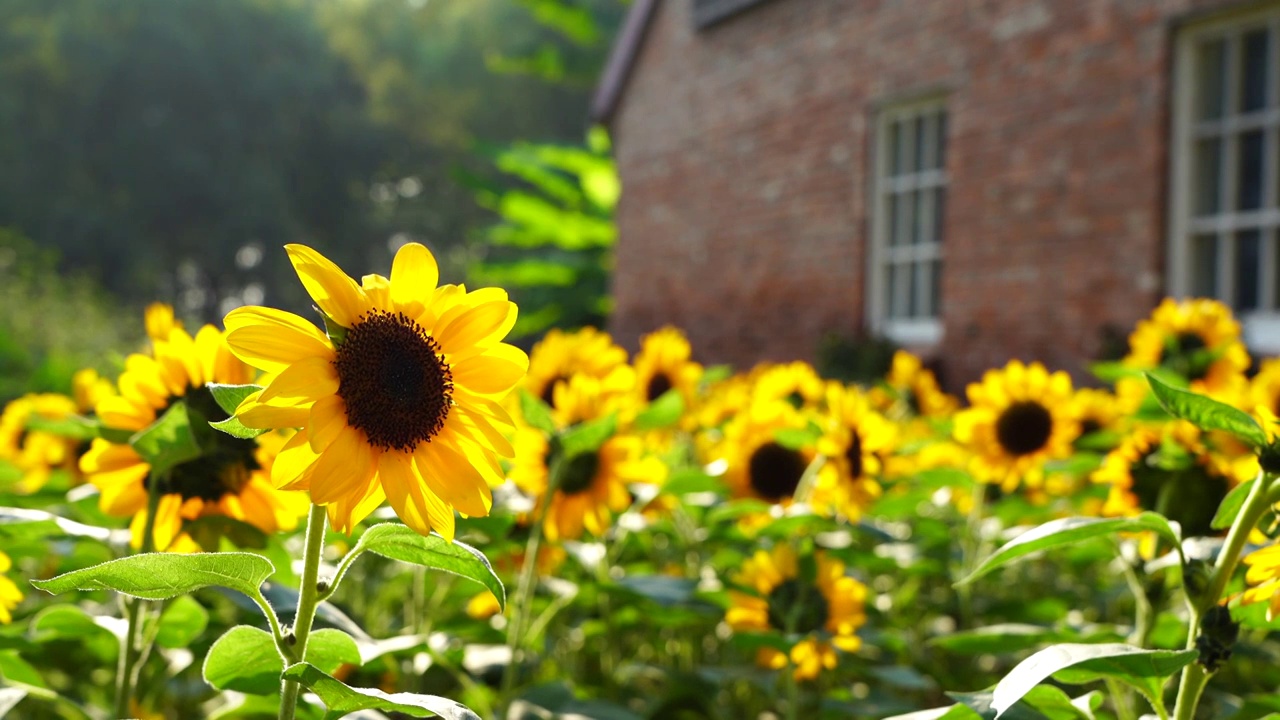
[113,474,163,720]
[957,481,988,629]
[280,503,328,720]
[502,455,562,706]
[1172,470,1273,720]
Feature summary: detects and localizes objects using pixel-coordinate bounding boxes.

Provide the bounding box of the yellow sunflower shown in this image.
[811,383,892,520]
[525,327,629,407]
[1247,359,1280,417]
[1122,298,1250,401]
[751,361,826,410]
[0,393,80,493]
[145,302,183,342]
[631,326,702,408]
[1092,421,1241,537]
[0,551,21,624]
[953,360,1079,491]
[82,320,307,552]
[1241,543,1280,621]
[225,243,527,539]
[873,350,958,419]
[1072,388,1123,442]
[719,401,819,505]
[725,544,866,681]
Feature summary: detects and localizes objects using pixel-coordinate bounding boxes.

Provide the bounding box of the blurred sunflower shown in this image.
[1241,543,1280,621]
[1121,298,1249,401]
[812,384,892,519]
[83,316,307,551]
[873,350,958,419]
[954,360,1079,491]
[1092,421,1241,537]
[525,327,629,407]
[0,369,115,493]
[506,420,655,538]
[631,326,703,408]
[226,243,526,538]
[1248,359,1280,417]
[0,551,21,624]
[725,544,866,680]
[719,402,818,505]
[144,301,182,342]
[752,361,826,410]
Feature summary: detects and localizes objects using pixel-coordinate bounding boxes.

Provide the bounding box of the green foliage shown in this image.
[345,524,506,610]
[1146,373,1267,447]
[31,551,275,601]
[282,662,482,720]
[203,627,360,696]
[993,644,1197,716]
[127,402,203,477]
[632,390,686,431]
[816,332,899,385]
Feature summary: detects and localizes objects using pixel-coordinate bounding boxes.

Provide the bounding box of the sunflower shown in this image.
[1092,421,1242,537]
[145,301,182,342]
[1248,359,1280,417]
[751,361,826,411]
[1122,298,1250,401]
[525,327,629,407]
[0,370,115,493]
[0,551,21,624]
[1072,388,1123,442]
[811,383,892,519]
[725,544,866,681]
[719,401,819,505]
[631,326,702,408]
[873,350,958,419]
[225,243,527,539]
[82,319,307,552]
[953,360,1079,491]
[1241,543,1280,621]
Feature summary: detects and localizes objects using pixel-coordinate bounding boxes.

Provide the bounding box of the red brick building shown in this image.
[593,0,1280,386]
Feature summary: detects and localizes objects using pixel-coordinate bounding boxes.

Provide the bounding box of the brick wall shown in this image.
[607,0,1250,388]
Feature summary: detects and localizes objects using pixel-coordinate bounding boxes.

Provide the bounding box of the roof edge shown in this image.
[589,0,660,126]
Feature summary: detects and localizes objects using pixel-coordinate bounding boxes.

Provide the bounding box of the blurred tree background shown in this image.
[0,0,624,400]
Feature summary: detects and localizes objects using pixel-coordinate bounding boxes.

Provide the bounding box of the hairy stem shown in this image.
[114,479,162,719]
[280,504,328,720]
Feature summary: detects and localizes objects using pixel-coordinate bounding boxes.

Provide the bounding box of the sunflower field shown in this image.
[2,245,1280,720]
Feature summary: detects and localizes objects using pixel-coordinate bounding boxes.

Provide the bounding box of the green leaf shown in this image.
[282,662,481,720]
[927,624,1070,655]
[210,415,270,440]
[203,627,360,695]
[518,388,557,435]
[0,507,115,542]
[207,383,264,415]
[156,595,210,649]
[31,551,275,601]
[29,605,118,661]
[1146,373,1267,447]
[661,469,727,497]
[352,524,504,610]
[959,514,1181,585]
[774,425,822,450]
[23,414,100,441]
[184,515,269,550]
[610,576,697,607]
[1213,479,1255,530]
[0,688,25,717]
[129,401,203,476]
[632,390,685,431]
[559,413,617,457]
[993,644,1197,716]
[0,650,46,689]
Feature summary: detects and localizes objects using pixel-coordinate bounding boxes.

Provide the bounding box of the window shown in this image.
[867,100,947,346]
[1171,7,1280,351]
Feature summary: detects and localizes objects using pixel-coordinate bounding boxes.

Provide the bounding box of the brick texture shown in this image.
[607,0,1250,389]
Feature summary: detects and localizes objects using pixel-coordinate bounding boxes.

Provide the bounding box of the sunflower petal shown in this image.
[308,394,348,453]
[284,244,370,329]
[435,300,517,357]
[259,356,339,405]
[450,344,528,396]
[390,242,439,316]
[225,306,334,373]
[379,450,455,541]
[308,426,376,505]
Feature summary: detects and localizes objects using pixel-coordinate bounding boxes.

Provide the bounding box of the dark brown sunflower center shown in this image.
[995,401,1053,457]
[150,386,259,502]
[766,579,829,634]
[540,375,568,407]
[1160,332,1212,381]
[334,310,452,452]
[544,439,600,495]
[748,442,806,502]
[844,430,864,479]
[1130,451,1228,537]
[645,372,674,402]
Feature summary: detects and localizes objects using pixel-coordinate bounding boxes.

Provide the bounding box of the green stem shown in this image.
[1118,552,1153,647]
[958,481,988,629]
[501,457,561,705]
[1105,677,1138,720]
[114,480,162,719]
[1172,471,1273,720]
[784,665,799,720]
[280,504,329,720]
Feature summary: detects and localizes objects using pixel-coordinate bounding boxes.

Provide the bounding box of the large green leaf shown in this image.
[632,390,685,431]
[351,524,504,610]
[28,605,117,661]
[1212,479,1255,531]
[559,413,617,457]
[517,388,557,435]
[959,514,1181,585]
[1147,373,1267,447]
[30,551,275,601]
[155,595,210,649]
[129,401,203,476]
[203,627,360,695]
[992,644,1196,716]
[282,662,481,720]
[207,383,265,415]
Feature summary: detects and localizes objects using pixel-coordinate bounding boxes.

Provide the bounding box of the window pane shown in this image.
[901,117,917,176]
[894,191,911,246]
[1237,229,1261,311]
[1197,38,1227,120]
[888,122,901,176]
[1238,130,1264,210]
[912,189,927,245]
[889,263,911,319]
[1240,29,1270,113]
[914,114,928,173]
[934,186,947,244]
[1191,233,1218,297]
[934,112,948,171]
[1195,137,1222,215]
[908,261,921,317]
[887,194,899,247]
[927,260,942,318]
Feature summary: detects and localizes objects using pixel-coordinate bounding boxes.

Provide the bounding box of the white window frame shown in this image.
[867,97,947,347]
[1170,5,1280,353]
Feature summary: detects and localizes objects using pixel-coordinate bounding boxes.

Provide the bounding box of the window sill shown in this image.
[1243,313,1280,355]
[880,319,943,348]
